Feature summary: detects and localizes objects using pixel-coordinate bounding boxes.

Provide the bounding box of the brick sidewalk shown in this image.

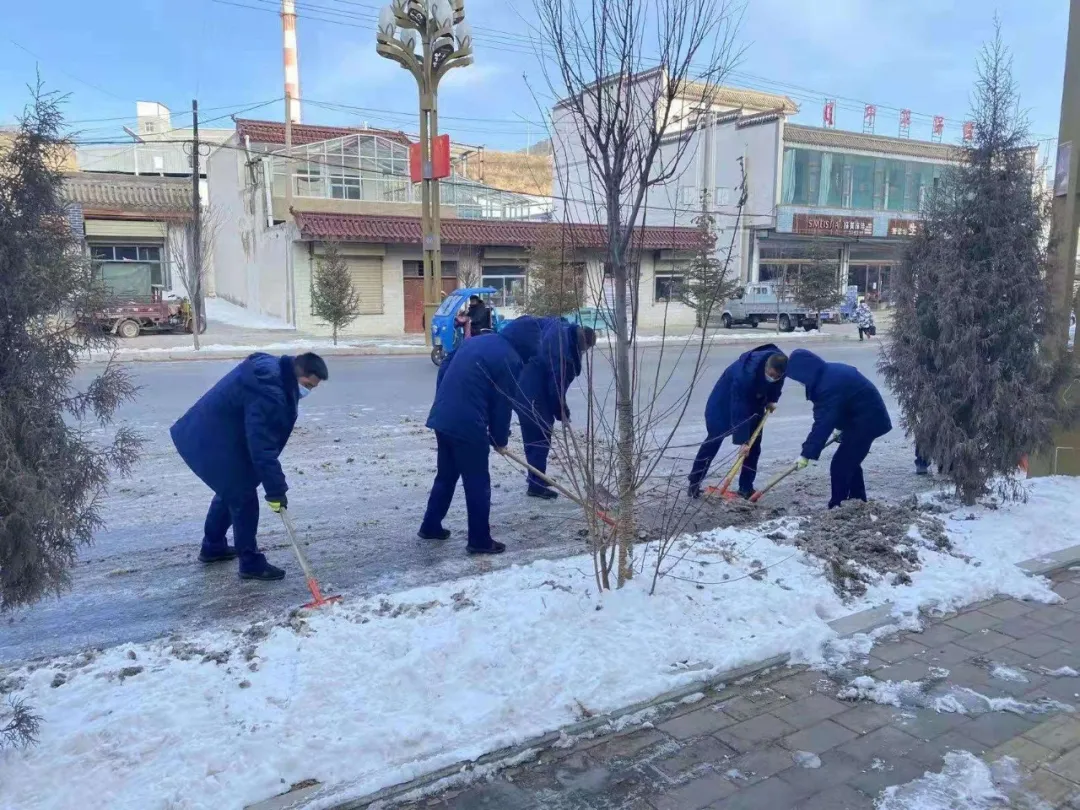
[400,569,1080,809]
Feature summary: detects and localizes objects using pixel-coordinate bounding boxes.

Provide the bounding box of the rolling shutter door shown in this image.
[346,257,384,315]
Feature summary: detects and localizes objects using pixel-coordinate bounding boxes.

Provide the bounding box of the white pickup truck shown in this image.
[715,282,832,332]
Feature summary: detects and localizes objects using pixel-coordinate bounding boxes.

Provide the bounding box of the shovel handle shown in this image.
[498,447,617,527]
[749,434,838,504]
[718,411,770,496]
[279,509,318,582]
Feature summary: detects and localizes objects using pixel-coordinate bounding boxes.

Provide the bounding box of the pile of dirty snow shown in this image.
[777,498,953,599]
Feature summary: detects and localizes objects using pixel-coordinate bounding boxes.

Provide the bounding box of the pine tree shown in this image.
[522,227,583,317]
[311,242,361,345]
[679,191,739,325]
[880,26,1059,505]
[0,85,141,609]
[794,244,843,328]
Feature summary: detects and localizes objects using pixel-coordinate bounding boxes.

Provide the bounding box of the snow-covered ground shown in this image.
[0,475,1076,810]
[204,298,295,331]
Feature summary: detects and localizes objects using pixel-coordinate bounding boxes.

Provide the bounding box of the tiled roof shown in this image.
[679,82,799,115]
[234,118,412,147]
[292,211,702,250]
[61,172,192,214]
[783,124,961,161]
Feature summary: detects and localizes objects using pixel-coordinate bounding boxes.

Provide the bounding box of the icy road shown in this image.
[1,339,928,663]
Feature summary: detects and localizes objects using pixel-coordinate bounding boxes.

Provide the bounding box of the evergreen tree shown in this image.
[522,228,583,317]
[794,244,843,328]
[679,191,739,325]
[0,86,141,609]
[880,27,1059,504]
[311,242,361,345]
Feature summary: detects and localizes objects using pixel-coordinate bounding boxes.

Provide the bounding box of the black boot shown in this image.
[239,562,286,581]
[418,527,452,540]
[467,541,507,555]
[737,488,755,500]
[199,545,238,563]
[527,487,558,500]
[688,483,703,499]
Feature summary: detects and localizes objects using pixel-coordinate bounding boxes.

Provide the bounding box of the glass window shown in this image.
[116,246,139,261]
[91,246,113,260]
[849,156,875,210]
[654,275,683,303]
[482,266,526,307]
[787,148,821,206]
[403,261,458,278]
[91,243,166,292]
[886,163,907,212]
[138,246,160,261]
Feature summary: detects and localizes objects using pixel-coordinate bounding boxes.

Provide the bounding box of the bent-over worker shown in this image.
[688,344,787,500]
[170,352,329,580]
[787,349,892,508]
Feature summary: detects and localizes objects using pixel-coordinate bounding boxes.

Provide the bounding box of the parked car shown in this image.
[712,282,826,332]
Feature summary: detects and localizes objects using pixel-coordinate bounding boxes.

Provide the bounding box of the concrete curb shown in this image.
[246,543,1080,810]
[84,330,874,364]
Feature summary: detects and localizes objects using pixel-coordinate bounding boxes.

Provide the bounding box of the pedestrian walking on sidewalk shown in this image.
[787,349,891,508]
[515,320,596,499]
[688,344,787,500]
[170,352,329,580]
[855,301,876,341]
[419,317,543,554]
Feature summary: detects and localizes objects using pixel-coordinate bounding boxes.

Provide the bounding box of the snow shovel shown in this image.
[497,446,618,528]
[749,435,839,504]
[279,509,342,609]
[706,412,770,500]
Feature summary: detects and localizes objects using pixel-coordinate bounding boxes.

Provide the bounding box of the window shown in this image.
[403,261,458,278]
[91,243,166,294]
[654,274,684,303]
[481,265,526,307]
[330,174,361,200]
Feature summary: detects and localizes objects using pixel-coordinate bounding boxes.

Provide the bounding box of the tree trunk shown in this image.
[611,258,636,586]
[192,292,202,351]
[333,324,338,346]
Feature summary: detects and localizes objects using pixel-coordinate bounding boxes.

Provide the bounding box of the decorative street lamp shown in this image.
[377,0,473,345]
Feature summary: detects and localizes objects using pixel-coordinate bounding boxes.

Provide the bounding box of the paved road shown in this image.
[1,339,924,664]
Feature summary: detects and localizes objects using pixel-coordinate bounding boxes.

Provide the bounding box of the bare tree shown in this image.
[0,84,141,610]
[311,242,361,345]
[456,245,482,288]
[168,210,218,350]
[536,0,742,587]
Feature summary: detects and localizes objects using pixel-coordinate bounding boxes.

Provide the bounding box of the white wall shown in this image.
[207,137,293,323]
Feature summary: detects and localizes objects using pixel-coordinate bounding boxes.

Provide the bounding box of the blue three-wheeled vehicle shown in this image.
[429,286,506,366]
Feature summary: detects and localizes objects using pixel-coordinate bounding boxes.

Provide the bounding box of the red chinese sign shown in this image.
[792,214,873,237]
[823,99,835,128]
[863,104,876,130]
[932,116,945,137]
[962,121,974,142]
[899,109,912,128]
[408,134,452,183]
[887,219,924,238]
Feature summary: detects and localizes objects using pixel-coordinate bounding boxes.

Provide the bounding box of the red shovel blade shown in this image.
[302,577,342,610]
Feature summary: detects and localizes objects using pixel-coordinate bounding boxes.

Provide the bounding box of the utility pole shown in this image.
[1032,0,1080,477]
[191,99,203,351]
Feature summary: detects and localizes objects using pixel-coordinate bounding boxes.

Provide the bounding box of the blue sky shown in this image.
[0,0,1068,154]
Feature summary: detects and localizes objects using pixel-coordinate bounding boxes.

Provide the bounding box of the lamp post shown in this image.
[377,0,473,345]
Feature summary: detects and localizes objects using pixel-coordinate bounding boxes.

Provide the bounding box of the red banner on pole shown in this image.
[962,121,974,142]
[409,135,452,183]
[823,100,835,128]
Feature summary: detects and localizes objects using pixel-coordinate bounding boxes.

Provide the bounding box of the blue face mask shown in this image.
[298,385,311,400]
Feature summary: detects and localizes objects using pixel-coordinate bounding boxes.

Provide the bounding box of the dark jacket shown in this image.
[427,317,543,446]
[786,349,892,460]
[468,301,492,332]
[516,318,581,424]
[170,353,299,501]
[704,343,785,443]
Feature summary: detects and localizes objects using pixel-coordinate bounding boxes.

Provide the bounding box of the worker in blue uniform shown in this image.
[419,317,543,553]
[688,344,787,499]
[786,349,892,508]
[170,352,329,580]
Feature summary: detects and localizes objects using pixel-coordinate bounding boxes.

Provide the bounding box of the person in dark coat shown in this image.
[467,295,493,333]
[786,349,892,508]
[419,317,543,554]
[515,320,597,498]
[170,352,329,580]
[688,344,787,499]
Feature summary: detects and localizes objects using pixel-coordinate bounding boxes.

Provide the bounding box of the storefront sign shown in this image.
[887,219,924,238]
[792,214,873,237]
